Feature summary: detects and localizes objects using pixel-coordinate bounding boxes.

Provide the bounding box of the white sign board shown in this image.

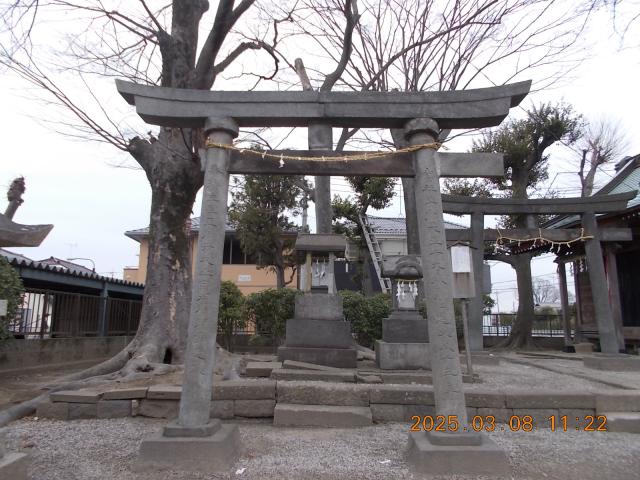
[0,299,7,316]
[237,274,252,282]
[451,245,472,273]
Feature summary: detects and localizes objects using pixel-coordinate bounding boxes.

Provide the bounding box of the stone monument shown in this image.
[277,233,357,368]
[375,255,429,369]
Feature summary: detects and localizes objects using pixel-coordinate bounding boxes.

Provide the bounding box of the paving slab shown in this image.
[602,412,640,433]
[147,385,182,400]
[505,391,595,409]
[274,403,372,427]
[68,403,97,420]
[210,400,234,419]
[277,381,369,406]
[370,403,435,423]
[596,391,640,413]
[36,401,69,420]
[271,368,356,382]
[97,400,132,419]
[282,359,342,371]
[102,388,148,400]
[245,361,282,378]
[584,354,640,372]
[213,379,276,400]
[234,399,276,417]
[50,390,100,403]
[138,400,179,419]
[369,384,434,405]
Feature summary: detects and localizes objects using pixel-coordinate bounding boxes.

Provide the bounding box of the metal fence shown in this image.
[482,313,573,337]
[9,288,141,338]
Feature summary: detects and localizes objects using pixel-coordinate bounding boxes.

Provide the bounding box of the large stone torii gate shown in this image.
[117,79,530,475]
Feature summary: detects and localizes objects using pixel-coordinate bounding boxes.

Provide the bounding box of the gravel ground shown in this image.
[5,417,640,480]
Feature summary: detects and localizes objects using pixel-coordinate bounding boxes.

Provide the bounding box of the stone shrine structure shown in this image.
[117,79,533,475]
[375,255,429,369]
[277,234,357,368]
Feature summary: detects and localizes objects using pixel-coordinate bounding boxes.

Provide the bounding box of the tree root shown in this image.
[0,343,238,427]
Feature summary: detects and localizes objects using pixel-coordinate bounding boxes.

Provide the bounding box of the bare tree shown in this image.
[0,0,281,395]
[578,118,629,197]
[284,0,601,254]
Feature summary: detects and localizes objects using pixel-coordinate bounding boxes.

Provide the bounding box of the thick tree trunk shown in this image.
[498,252,536,349]
[124,128,203,369]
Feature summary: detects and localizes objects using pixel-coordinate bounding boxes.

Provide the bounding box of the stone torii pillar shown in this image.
[405,118,508,475]
[138,117,241,473]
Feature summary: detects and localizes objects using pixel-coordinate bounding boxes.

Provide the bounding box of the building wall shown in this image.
[123,237,296,294]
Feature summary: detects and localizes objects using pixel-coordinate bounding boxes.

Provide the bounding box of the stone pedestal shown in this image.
[376,310,430,370]
[277,293,357,368]
[375,341,430,370]
[138,421,240,473]
[407,431,510,476]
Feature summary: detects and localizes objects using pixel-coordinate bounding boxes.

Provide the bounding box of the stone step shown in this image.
[274,403,372,427]
[245,361,282,378]
[270,368,356,383]
[602,412,640,433]
[282,359,341,371]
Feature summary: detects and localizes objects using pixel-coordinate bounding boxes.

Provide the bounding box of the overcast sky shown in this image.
[2,3,639,311]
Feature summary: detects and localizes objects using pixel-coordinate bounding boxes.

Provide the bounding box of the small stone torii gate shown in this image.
[441,193,635,354]
[117,79,530,475]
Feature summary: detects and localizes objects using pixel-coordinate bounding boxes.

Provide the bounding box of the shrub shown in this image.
[244,288,298,343]
[0,257,24,340]
[218,281,245,350]
[340,291,391,348]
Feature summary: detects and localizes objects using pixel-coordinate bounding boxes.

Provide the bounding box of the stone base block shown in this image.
[0,452,28,480]
[583,354,640,371]
[36,401,69,420]
[138,423,240,474]
[407,431,510,476]
[603,412,640,433]
[234,399,275,417]
[97,400,132,418]
[245,361,281,377]
[277,346,357,368]
[294,293,343,320]
[274,403,372,427]
[375,341,430,370]
[382,315,428,343]
[574,342,594,354]
[270,368,356,382]
[284,319,353,348]
[282,359,341,371]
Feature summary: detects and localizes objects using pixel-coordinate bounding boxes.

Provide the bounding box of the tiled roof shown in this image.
[126,216,234,241]
[0,249,144,288]
[367,215,466,236]
[36,257,95,276]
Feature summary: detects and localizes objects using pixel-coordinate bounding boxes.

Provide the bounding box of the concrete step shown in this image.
[274,403,372,427]
[603,412,640,433]
[271,368,356,382]
[245,361,282,378]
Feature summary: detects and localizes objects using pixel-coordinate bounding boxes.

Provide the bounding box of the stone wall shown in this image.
[36,379,640,432]
[0,336,133,371]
